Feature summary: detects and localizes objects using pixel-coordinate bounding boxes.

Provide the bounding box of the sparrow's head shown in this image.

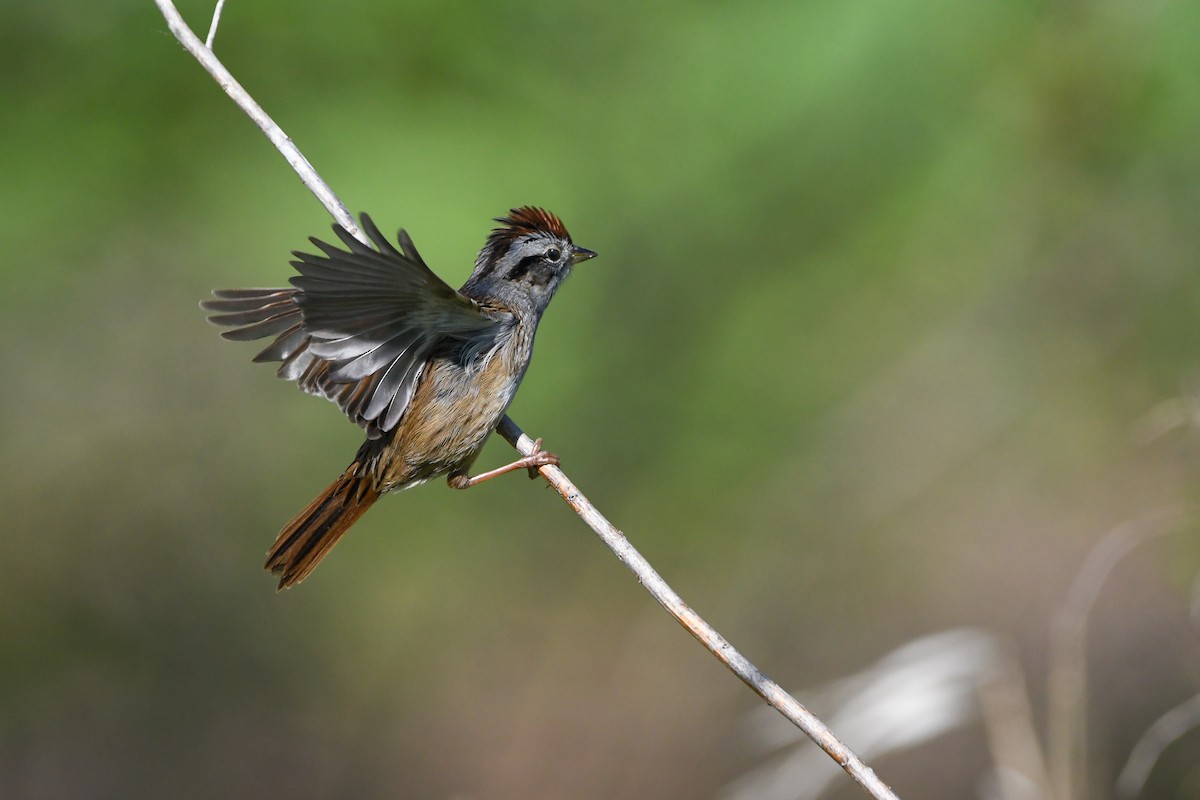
[465,206,596,316]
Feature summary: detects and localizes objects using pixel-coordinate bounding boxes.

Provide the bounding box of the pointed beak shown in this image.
[570,246,597,265]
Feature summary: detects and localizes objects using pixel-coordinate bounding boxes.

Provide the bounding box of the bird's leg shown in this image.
[447,438,560,489]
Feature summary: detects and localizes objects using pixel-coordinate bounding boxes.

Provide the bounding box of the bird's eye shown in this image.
[545,248,561,262]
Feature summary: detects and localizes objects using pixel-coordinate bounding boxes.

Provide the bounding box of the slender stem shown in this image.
[153,3,898,798]
[496,419,897,799]
[205,0,226,49]
[153,0,361,243]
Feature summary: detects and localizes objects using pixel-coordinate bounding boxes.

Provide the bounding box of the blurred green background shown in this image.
[3,0,1200,798]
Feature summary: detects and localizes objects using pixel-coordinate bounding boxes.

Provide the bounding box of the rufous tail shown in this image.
[265,462,381,590]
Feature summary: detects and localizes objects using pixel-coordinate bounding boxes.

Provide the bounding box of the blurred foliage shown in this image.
[3,0,1200,798]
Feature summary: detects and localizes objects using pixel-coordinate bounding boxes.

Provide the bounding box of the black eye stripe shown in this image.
[510,253,541,280]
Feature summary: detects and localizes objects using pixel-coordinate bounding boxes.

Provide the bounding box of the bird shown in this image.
[202,207,596,589]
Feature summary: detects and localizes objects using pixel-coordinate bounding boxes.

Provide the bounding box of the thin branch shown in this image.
[725,628,996,800]
[154,0,359,242]
[205,0,226,49]
[497,420,896,799]
[153,3,898,798]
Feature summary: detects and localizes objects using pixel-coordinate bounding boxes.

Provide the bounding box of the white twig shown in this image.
[153,0,360,242]
[153,3,898,798]
[725,628,995,800]
[205,0,226,49]
[496,418,897,800]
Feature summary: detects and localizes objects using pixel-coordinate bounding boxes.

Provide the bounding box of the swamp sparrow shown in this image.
[202,207,596,589]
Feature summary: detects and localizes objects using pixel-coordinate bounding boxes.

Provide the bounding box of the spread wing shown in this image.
[202,214,509,439]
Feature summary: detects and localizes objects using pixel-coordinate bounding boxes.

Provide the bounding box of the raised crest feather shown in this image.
[482,206,572,258]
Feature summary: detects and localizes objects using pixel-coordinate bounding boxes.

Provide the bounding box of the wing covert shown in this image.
[202,214,509,438]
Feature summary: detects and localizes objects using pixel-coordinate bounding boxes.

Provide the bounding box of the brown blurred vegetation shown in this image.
[2,0,1200,798]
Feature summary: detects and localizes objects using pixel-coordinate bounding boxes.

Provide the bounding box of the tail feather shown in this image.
[265,462,381,590]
